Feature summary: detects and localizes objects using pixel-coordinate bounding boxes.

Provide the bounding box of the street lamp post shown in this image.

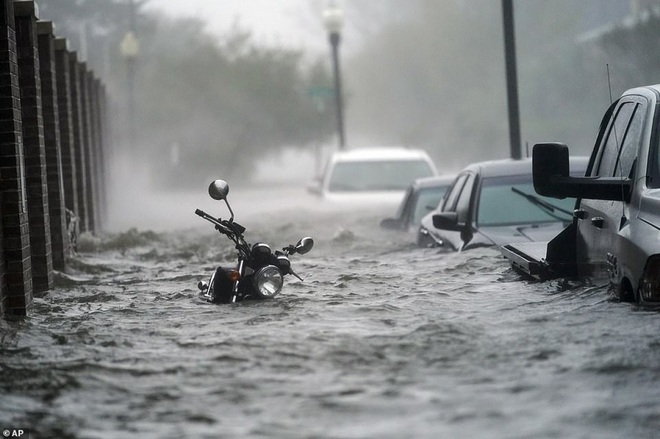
[323,1,346,149]
[119,30,139,151]
[120,0,139,151]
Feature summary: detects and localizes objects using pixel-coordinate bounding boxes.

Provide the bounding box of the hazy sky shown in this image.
[143,0,329,52]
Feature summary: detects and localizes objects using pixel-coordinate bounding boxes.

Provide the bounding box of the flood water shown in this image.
[1,185,659,439]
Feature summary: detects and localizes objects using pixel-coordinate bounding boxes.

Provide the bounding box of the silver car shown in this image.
[418,157,588,250]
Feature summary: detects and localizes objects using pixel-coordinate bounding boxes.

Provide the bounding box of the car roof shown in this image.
[412,174,456,189]
[460,156,589,178]
[626,84,660,100]
[330,147,433,162]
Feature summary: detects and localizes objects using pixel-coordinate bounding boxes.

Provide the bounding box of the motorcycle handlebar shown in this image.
[195,208,243,239]
[195,209,217,223]
[195,208,227,232]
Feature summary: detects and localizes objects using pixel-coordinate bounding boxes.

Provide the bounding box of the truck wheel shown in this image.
[618,279,635,303]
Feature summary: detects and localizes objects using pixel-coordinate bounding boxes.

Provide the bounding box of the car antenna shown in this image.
[606,64,628,226]
[607,64,614,106]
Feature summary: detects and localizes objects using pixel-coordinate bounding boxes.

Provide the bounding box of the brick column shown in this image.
[88,72,103,230]
[91,79,106,230]
[37,21,67,271]
[54,38,78,241]
[79,63,96,232]
[0,0,32,315]
[95,81,108,228]
[69,52,88,233]
[15,1,53,294]
[0,204,4,316]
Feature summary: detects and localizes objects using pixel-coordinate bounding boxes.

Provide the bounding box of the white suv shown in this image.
[309,147,438,206]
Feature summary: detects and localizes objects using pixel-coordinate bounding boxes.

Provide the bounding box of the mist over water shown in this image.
[2,182,660,438]
[104,149,325,232]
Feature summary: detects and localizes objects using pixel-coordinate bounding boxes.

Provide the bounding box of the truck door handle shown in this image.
[574,209,588,219]
[591,217,604,228]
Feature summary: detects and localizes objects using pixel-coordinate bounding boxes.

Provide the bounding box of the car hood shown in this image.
[479,222,568,246]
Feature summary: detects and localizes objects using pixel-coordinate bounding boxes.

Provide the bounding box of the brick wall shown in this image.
[54,38,78,242]
[0,1,109,317]
[15,1,53,294]
[0,0,33,315]
[68,52,89,233]
[90,77,104,230]
[79,63,95,232]
[37,21,68,271]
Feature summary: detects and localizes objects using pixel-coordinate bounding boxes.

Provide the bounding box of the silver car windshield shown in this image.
[328,160,435,192]
[477,175,575,227]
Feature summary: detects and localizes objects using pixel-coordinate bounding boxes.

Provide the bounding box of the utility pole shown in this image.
[502,0,522,160]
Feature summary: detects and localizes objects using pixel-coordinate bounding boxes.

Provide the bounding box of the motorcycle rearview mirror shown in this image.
[208,180,229,200]
[294,237,314,255]
[208,179,235,222]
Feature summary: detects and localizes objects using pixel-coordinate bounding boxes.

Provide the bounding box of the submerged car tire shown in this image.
[613,277,636,303]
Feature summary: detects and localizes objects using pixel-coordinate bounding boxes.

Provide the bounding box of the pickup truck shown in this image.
[501,84,660,305]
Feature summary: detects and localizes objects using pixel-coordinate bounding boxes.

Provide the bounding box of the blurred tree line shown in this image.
[37,0,659,184]
[38,0,336,188]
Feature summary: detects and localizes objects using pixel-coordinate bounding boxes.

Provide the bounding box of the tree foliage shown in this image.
[134,16,334,186]
[37,0,335,188]
[36,0,653,185]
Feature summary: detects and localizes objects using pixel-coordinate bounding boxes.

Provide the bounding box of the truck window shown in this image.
[595,102,636,177]
[615,103,644,179]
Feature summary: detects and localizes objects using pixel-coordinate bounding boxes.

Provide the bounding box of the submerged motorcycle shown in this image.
[195,179,314,304]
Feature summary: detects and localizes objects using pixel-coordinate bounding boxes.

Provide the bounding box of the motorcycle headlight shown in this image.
[639,255,660,302]
[253,265,283,299]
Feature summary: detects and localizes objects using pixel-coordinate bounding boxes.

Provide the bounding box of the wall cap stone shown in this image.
[13,1,39,19]
[54,38,68,51]
[36,20,54,35]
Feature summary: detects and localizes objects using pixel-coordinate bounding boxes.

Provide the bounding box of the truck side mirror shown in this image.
[533,143,570,198]
[532,143,632,202]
